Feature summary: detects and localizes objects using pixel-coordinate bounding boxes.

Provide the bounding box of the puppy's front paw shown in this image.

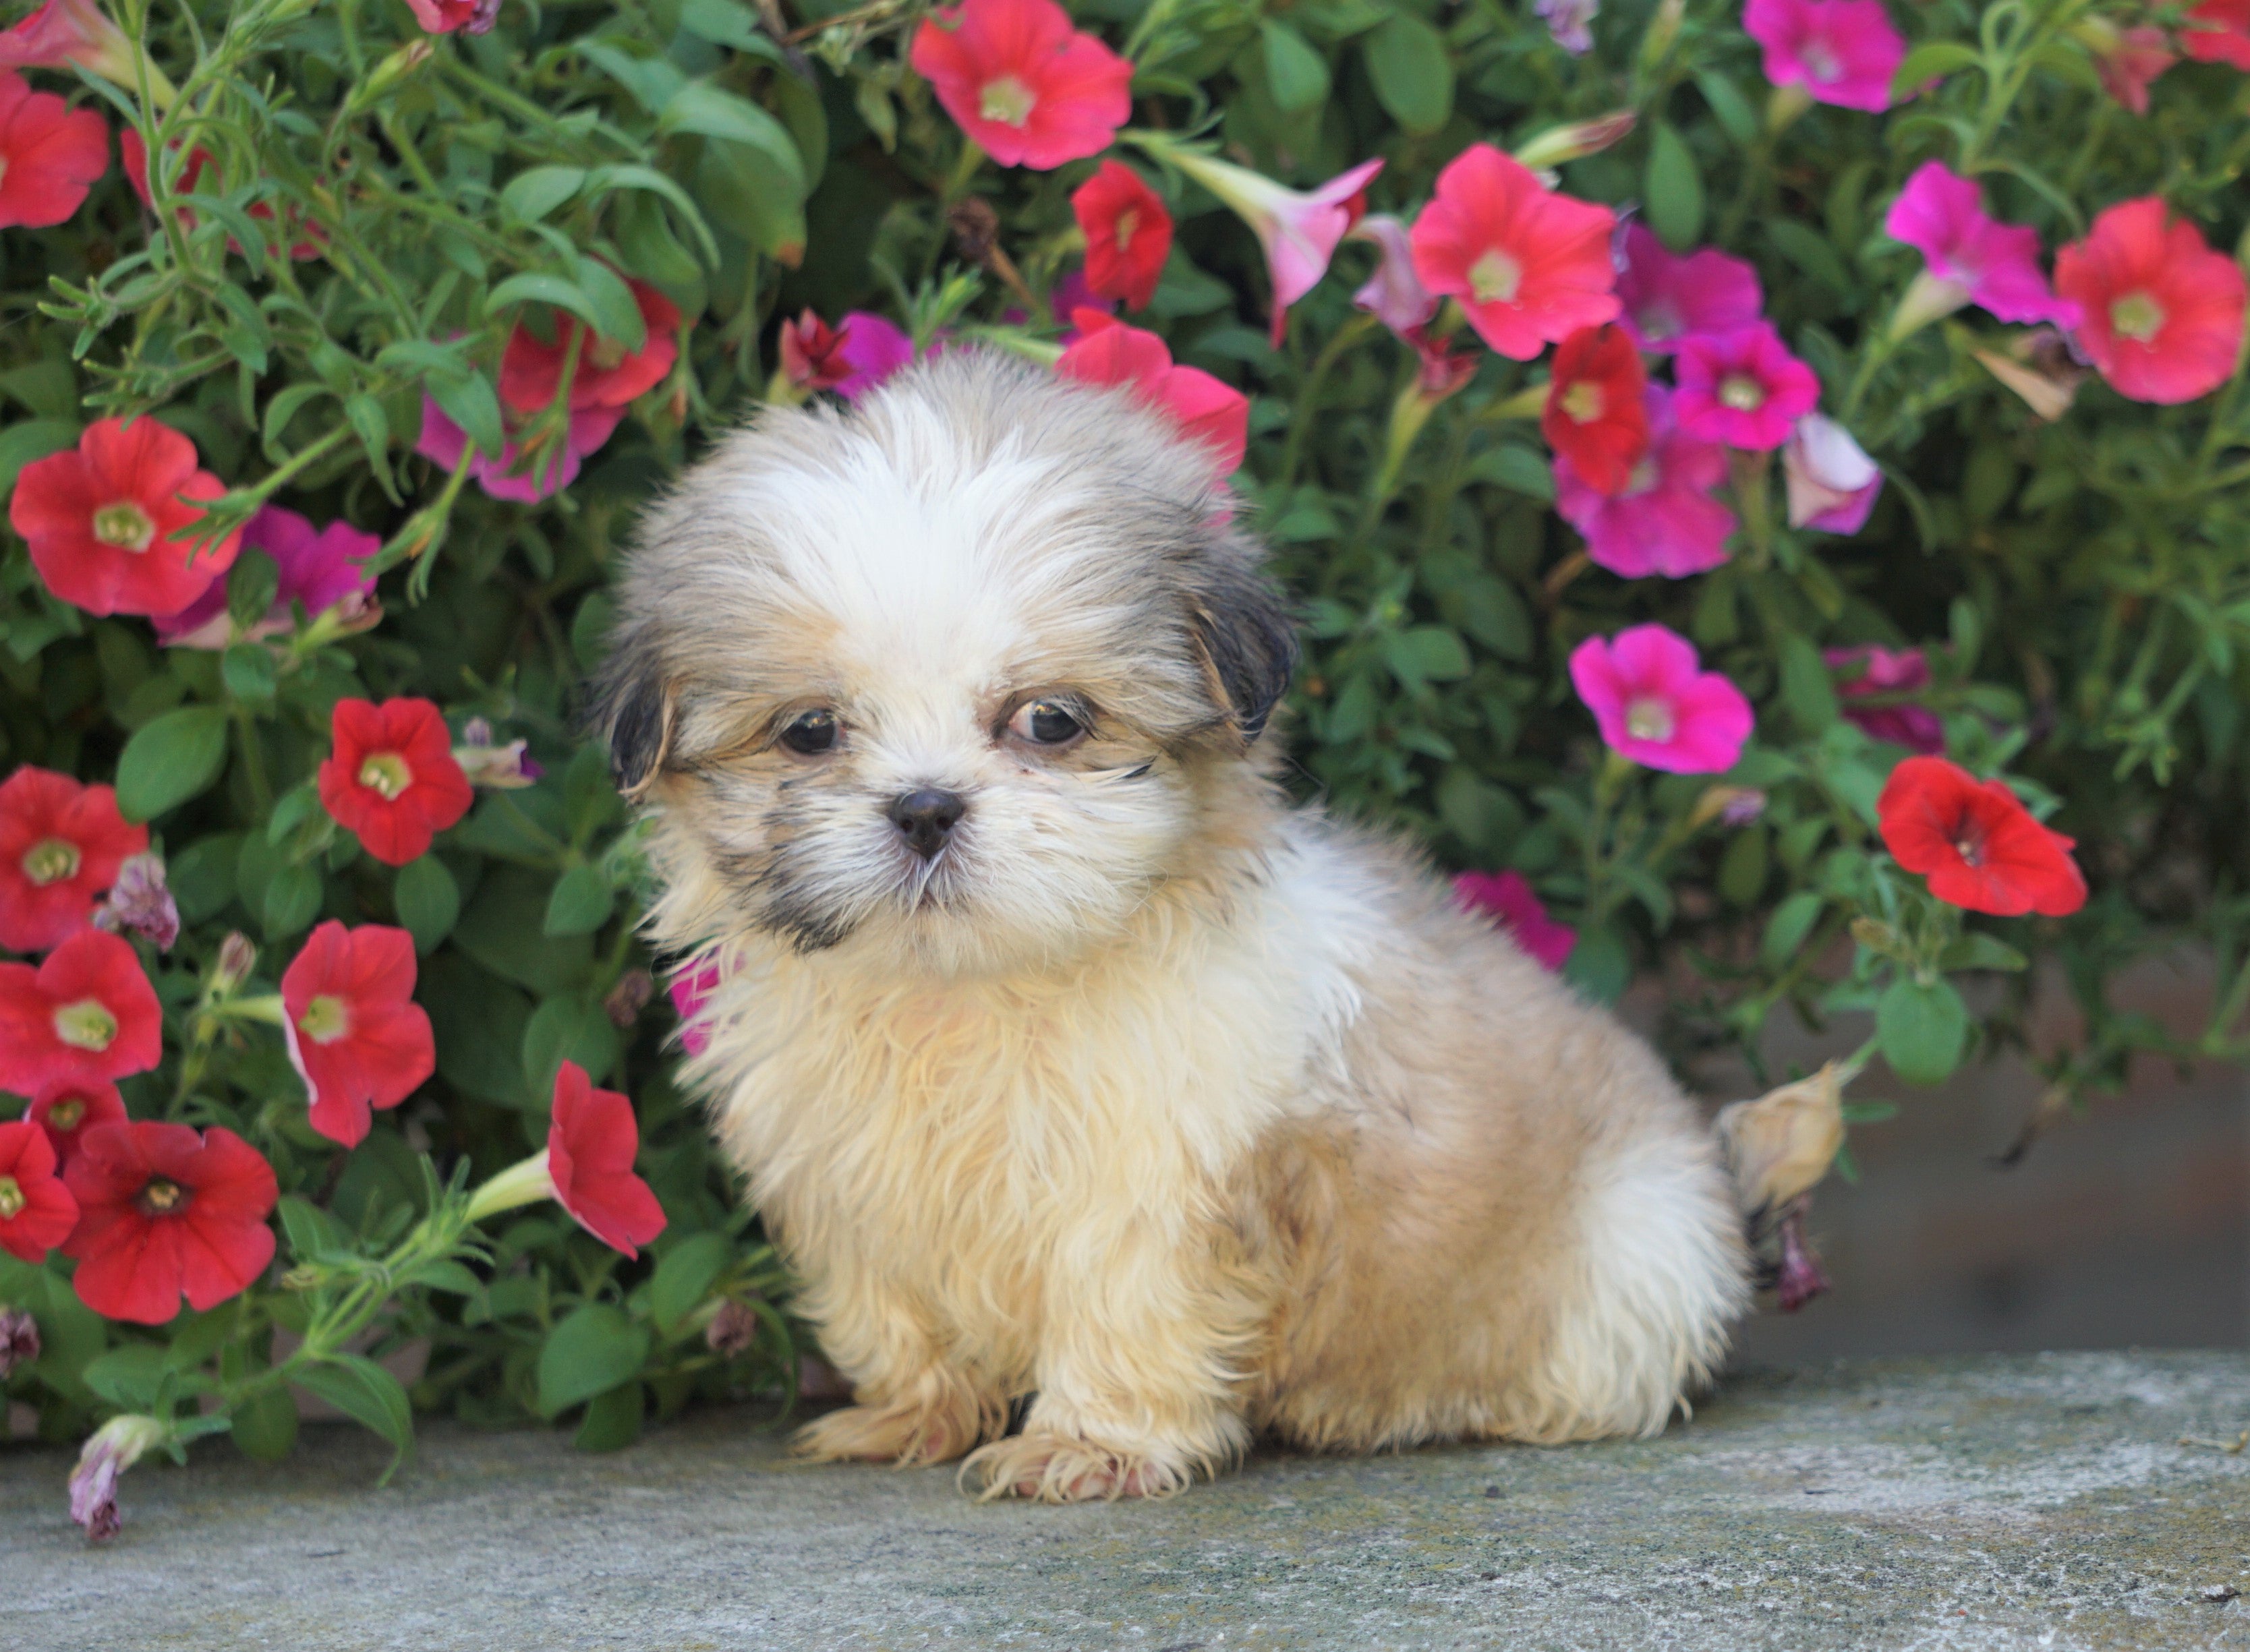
[959,1433,1190,1503]
[794,1382,991,1467]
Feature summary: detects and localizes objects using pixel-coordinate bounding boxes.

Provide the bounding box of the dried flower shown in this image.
[706,1297,762,1358]
[1774,1205,1831,1312]
[69,1413,167,1541]
[604,969,655,1028]
[92,853,179,951]
[1716,1063,1844,1220]
[0,1305,39,1377]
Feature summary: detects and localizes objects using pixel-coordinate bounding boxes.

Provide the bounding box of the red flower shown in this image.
[548,1060,666,1260]
[2054,198,2247,405]
[1876,756,2087,918]
[1072,160,1172,311]
[0,766,148,953]
[317,698,474,866]
[0,1119,78,1264]
[0,928,161,1095]
[0,69,107,230]
[1541,324,1650,495]
[281,922,436,1148]
[28,1075,126,1167]
[500,279,683,414]
[1409,144,1619,360]
[1057,312,1250,473]
[908,0,1132,171]
[7,417,241,618]
[2183,0,2250,69]
[62,1121,277,1324]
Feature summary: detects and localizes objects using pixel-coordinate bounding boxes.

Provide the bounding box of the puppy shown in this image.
[596,351,1750,1501]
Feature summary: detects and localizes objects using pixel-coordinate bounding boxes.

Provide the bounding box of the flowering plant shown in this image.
[3,0,2249,1536]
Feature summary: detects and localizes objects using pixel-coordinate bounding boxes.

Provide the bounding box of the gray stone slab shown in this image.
[7,1351,2250,1651]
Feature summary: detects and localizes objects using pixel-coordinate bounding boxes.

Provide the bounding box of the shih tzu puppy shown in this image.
[596,351,1751,1501]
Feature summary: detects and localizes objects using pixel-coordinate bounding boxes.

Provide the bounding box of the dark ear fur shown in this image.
[589,629,675,798]
[1183,541,1298,742]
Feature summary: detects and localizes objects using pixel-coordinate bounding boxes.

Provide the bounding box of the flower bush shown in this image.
[2,0,2249,1536]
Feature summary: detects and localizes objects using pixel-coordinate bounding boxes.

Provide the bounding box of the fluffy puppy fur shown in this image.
[597,351,1750,1501]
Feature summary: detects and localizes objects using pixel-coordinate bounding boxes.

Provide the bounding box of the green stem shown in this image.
[1278,314,1377,490]
[233,707,275,819]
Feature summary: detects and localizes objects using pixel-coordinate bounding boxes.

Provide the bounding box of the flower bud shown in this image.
[353,38,434,111]
[212,931,258,996]
[1716,1062,1845,1220]
[0,1306,40,1378]
[1689,785,1767,830]
[1511,111,1636,172]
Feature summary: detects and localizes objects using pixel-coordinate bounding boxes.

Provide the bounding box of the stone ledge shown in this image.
[7,1351,2250,1651]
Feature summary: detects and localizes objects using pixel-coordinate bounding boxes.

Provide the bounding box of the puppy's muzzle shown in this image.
[889,788,967,861]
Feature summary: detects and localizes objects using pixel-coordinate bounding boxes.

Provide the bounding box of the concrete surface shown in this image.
[7,1351,2250,1651]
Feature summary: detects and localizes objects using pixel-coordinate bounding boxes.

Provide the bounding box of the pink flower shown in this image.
[1825,645,1942,753]
[1555,386,1737,578]
[1161,148,1383,345]
[1882,162,2079,330]
[1782,413,1882,533]
[1349,214,1440,340]
[908,0,1132,171]
[0,0,146,90]
[154,504,380,648]
[1673,322,1820,450]
[670,955,720,1057]
[413,397,624,503]
[2183,0,2250,69]
[1613,223,1763,355]
[2054,196,2248,407]
[1569,624,1754,773]
[1058,314,1250,474]
[1453,871,1577,970]
[1410,144,1619,360]
[1743,0,1904,112]
[1537,0,1598,53]
[2083,20,2176,115]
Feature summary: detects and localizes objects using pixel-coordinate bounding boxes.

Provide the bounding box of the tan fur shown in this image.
[600,354,1751,1501]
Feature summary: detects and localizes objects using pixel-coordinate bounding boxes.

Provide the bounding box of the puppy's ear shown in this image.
[589,630,676,799]
[1182,543,1298,742]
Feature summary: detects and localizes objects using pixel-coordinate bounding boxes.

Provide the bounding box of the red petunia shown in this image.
[62,1121,277,1324]
[0,69,107,230]
[1072,160,1172,312]
[28,1075,126,1167]
[1541,324,1650,496]
[1876,756,2087,918]
[0,928,162,1096]
[2054,197,2247,405]
[908,0,1132,171]
[499,279,683,414]
[1057,312,1250,473]
[0,766,148,953]
[281,921,436,1148]
[2183,0,2250,69]
[548,1060,666,1260]
[0,1119,78,1264]
[7,417,241,618]
[1409,143,1619,360]
[316,698,474,866]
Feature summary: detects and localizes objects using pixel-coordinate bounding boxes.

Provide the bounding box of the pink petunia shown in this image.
[154,505,380,648]
[1569,624,1754,774]
[1349,214,1441,341]
[1743,0,1905,113]
[1673,322,1820,451]
[1781,413,1882,533]
[1161,149,1385,345]
[669,956,720,1057]
[413,398,624,504]
[1555,386,1737,578]
[1453,871,1577,970]
[1410,144,1619,360]
[1826,645,1943,753]
[1883,162,2080,330]
[1612,223,1764,354]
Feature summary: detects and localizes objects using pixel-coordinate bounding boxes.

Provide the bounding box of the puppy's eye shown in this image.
[778,709,840,755]
[1009,700,1085,746]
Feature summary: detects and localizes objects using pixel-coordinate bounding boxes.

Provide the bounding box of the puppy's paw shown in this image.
[958,1433,1192,1503]
[794,1379,994,1467]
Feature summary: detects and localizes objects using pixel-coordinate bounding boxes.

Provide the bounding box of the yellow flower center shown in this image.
[357,750,414,800]
[1621,457,1662,497]
[47,1096,86,1130]
[2109,291,2166,342]
[1719,374,1766,411]
[1560,380,1605,423]
[588,335,628,371]
[21,837,81,887]
[979,75,1037,127]
[92,501,156,552]
[138,1176,188,1216]
[297,993,351,1044]
[1468,248,1523,305]
[1112,206,1139,252]
[53,998,118,1053]
[0,1177,22,1220]
[1801,42,1841,82]
[1625,697,1675,742]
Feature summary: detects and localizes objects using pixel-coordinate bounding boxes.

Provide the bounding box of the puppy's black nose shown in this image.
[888,789,966,860]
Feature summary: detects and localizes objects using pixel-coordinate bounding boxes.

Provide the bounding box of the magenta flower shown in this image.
[1536,0,1598,53]
[1350,214,1440,341]
[1613,223,1764,355]
[669,955,722,1057]
[1049,268,1117,341]
[1783,413,1882,533]
[1743,0,1904,113]
[832,312,917,401]
[1825,644,1943,753]
[1569,624,1754,773]
[1883,162,2080,331]
[1555,386,1737,578]
[1775,1205,1831,1312]
[1453,871,1577,970]
[414,398,625,504]
[154,505,380,649]
[1673,323,1820,451]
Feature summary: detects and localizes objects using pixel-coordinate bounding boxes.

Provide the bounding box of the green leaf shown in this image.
[1383,625,1472,686]
[1760,889,1825,970]
[1563,924,1627,1002]
[1466,442,1555,501]
[1765,219,1853,297]
[262,862,322,941]
[276,1194,353,1262]
[650,1232,733,1332]
[1261,20,1331,111]
[499,165,587,223]
[677,0,790,61]
[522,993,621,1105]
[395,855,461,952]
[115,705,229,821]
[1891,40,1982,100]
[1644,121,1704,250]
[294,1355,415,1471]
[538,1303,651,1417]
[1778,632,1841,734]
[229,1386,299,1463]
[1364,13,1453,134]
[83,1345,171,1410]
[0,417,78,494]
[573,254,647,351]
[1695,70,1760,148]
[1876,976,1968,1085]
[427,370,506,461]
[544,862,616,937]
[574,1380,647,1451]
[486,272,609,334]
[660,83,806,197]
[221,643,277,703]
[577,37,689,111]
[169,830,241,922]
[694,138,807,264]
[1940,933,2028,972]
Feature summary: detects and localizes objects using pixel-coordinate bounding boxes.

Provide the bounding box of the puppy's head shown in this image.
[596,351,1294,978]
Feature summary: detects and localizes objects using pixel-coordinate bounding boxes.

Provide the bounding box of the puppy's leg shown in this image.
[960,1231,1255,1502]
[792,1267,1004,1467]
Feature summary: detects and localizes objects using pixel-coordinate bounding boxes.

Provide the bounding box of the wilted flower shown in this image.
[2080,20,2175,115]
[1774,1206,1831,1311]
[706,1297,763,1358]
[1350,214,1440,340]
[1826,644,1943,753]
[604,968,655,1028]
[453,718,542,789]
[1510,111,1636,171]
[1692,784,1769,828]
[1972,328,2090,422]
[1782,413,1883,533]
[0,1305,39,1378]
[91,853,179,951]
[778,309,917,400]
[1716,1063,1844,1220]
[69,1413,168,1542]
[1536,0,1598,54]
[211,931,258,997]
